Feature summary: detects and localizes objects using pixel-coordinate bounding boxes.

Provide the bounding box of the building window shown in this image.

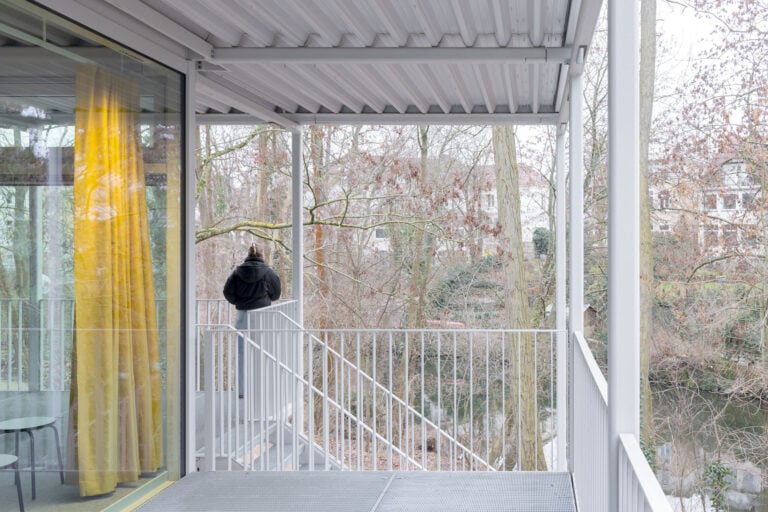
[375,227,388,239]
[703,225,719,246]
[659,224,670,232]
[722,225,738,245]
[703,194,718,210]
[659,191,670,209]
[484,193,496,209]
[722,194,737,210]
[723,162,753,187]
[742,192,754,209]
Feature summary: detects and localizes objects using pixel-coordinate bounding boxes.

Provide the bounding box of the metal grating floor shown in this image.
[136,471,577,512]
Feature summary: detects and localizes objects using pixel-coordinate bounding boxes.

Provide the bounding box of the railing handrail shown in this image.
[248,312,517,470]
[574,331,607,404]
[201,322,426,470]
[618,434,672,511]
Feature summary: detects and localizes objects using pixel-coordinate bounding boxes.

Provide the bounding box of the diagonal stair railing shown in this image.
[199,308,562,473]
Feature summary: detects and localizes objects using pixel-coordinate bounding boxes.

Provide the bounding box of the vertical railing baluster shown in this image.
[404,331,409,469]
[356,332,362,470]
[550,332,555,470]
[485,332,490,470]
[517,331,522,471]
[372,333,377,470]
[203,329,215,471]
[534,331,539,470]
[322,332,329,470]
[387,331,393,470]
[420,331,426,469]
[308,333,315,470]
[469,332,474,471]
[452,331,458,471]
[437,331,442,470]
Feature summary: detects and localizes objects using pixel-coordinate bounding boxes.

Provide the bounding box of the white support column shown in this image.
[291,129,304,327]
[555,127,567,472]
[184,60,198,475]
[569,65,584,337]
[568,59,584,479]
[608,0,640,509]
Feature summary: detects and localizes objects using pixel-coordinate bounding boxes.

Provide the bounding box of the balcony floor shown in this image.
[136,471,576,511]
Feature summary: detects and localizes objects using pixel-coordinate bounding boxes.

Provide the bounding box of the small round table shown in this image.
[0,453,24,511]
[0,416,64,500]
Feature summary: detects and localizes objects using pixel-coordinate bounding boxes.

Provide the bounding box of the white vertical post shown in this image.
[555,128,567,472]
[569,61,584,337]
[608,0,640,509]
[185,60,198,475]
[291,129,304,326]
[568,59,584,478]
[291,128,304,445]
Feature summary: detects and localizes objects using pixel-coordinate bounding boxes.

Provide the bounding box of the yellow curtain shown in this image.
[69,65,163,497]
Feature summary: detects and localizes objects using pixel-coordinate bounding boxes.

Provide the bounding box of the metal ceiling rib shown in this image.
[11,0,603,127]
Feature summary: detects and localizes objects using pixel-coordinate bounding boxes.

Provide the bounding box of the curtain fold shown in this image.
[69,64,163,497]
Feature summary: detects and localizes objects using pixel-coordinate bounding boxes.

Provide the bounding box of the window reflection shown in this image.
[0,2,182,509]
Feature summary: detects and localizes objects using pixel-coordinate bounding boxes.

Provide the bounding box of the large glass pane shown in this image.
[0,2,182,510]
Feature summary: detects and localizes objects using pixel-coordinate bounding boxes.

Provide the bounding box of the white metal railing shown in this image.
[572,331,672,512]
[199,312,562,473]
[572,331,609,511]
[195,300,298,392]
[0,298,74,391]
[619,434,673,511]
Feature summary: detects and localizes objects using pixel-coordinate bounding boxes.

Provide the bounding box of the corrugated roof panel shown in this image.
[2,0,603,125]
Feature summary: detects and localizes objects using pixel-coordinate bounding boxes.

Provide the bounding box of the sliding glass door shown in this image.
[0,2,182,509]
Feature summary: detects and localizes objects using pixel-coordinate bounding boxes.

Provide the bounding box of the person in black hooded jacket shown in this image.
[223,244,281,398]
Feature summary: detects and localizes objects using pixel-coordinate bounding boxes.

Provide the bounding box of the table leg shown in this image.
[47,424,65,484]
[14,459,25,512]
[26,431,35,500]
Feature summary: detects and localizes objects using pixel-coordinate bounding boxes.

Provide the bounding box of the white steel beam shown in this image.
[27,0,187,72]
[196,74,297,129]
[555,128,567,472]
[283,113,559,125]
[210,46,572,64]
[608,1,641,511]
[104,0,213,58]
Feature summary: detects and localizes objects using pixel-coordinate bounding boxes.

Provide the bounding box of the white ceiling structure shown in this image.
[19,0,604,129]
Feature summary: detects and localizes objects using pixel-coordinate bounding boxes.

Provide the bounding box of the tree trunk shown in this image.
[406,126,433,328]
[639,0,657,449]
[491,126,545,470]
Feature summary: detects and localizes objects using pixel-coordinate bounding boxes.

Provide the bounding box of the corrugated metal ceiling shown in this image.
[3,0,603,127]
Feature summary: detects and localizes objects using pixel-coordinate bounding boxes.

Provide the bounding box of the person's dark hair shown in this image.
[248,244,263,259]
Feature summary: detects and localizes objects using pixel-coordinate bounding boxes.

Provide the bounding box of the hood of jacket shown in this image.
[235,256,268,283]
